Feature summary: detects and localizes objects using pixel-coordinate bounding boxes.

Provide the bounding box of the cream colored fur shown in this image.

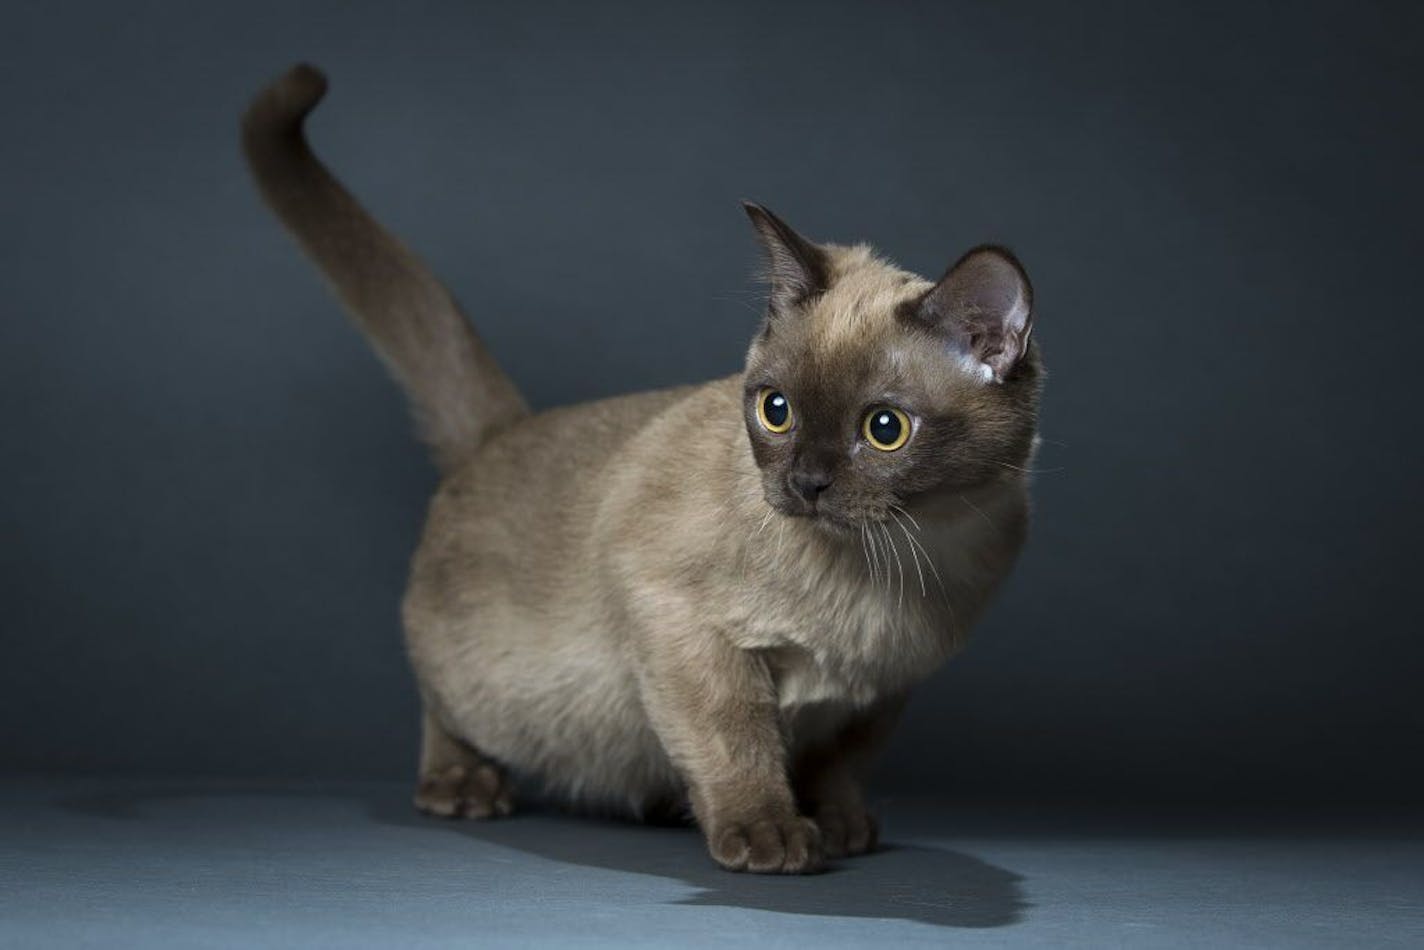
[243,65,1037,874]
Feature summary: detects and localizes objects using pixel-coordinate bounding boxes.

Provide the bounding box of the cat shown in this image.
[243,64,1042,874]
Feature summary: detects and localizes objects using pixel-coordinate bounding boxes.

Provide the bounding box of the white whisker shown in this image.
[880,521,904,609]
[889,503,922,534]
[959,494,996,531]
[988,459,1062,475]
[896,517,951,616]
[866,521,884,586]
[888,509,927,598]
[854,524,865,583]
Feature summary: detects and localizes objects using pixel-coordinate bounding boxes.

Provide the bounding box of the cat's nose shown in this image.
[788,469,833,504]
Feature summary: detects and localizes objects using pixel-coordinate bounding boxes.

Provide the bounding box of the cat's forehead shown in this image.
[757,244,934,378]
[748,246,992,407]
[750,248,955,399]
[804,244,932,351]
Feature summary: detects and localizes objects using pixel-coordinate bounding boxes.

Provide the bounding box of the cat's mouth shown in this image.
[766,495,866,536]
[812,513,864,537]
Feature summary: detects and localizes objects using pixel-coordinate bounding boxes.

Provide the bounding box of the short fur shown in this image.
[243,65,1043,874]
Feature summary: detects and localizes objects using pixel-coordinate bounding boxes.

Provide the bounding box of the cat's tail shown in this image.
[241,63,528,474]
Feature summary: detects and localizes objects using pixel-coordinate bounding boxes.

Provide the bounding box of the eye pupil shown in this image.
[870,411,901,445]
[762,391,790,428]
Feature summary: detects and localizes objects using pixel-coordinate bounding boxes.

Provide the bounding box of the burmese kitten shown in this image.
[243,64,1042,874]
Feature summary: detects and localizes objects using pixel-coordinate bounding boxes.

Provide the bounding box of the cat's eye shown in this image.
[863,407,911,451]
[756,388,793,433]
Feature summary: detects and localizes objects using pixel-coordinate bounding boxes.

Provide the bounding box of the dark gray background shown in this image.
[3,0,1420,802]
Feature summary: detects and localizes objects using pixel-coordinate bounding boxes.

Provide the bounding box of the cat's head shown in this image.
[740,203,1042,531]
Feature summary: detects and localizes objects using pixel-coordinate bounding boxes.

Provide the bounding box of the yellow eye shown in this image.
[863,407,911,451]
[756,388,793,433]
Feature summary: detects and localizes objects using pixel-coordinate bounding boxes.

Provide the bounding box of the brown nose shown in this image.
[788,468,833,504]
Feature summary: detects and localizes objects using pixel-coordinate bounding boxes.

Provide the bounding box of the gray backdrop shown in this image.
[4,0,1420,802]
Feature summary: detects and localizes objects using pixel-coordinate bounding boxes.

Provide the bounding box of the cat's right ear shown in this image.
[742,202,829,317]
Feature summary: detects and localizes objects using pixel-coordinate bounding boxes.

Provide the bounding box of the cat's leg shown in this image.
[638,633,823,874]
[793,697,904,858]
[412,708,514,819]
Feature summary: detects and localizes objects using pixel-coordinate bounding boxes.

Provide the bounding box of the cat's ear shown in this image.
[913,246,1033,382]
[742,202,830,317]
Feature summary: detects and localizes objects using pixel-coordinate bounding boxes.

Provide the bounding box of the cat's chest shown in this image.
[740,545,967,710]
[765,589,948,712]
[736,499,1016,711]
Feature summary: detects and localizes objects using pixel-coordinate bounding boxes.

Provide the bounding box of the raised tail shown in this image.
[241,64,528,473]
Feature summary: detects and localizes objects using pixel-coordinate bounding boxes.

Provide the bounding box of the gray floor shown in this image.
[2,780,1420,948]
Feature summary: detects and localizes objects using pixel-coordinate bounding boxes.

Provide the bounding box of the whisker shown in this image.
[959,494,997,531]
[866,521,884,586]
[744,508,772,580]
[889,503,922,534]
[987,458,1063,475]
[858,524,875,583]
[880,521,904,609]
[888,509,927,598]
[896,519,951,616]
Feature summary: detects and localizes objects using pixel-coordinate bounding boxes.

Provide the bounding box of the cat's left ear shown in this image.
[912,246,1033,382]
[742,202,830,317]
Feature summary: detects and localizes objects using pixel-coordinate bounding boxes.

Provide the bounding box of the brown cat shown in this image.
[243,64,1042,874]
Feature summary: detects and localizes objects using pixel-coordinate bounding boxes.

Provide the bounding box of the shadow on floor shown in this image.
[54,783,1029,930]
[369,794,1029,929]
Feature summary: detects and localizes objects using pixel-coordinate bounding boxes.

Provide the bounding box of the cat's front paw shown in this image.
[707,811,824,874]
[413,762,514,819]
[813,803,878,858]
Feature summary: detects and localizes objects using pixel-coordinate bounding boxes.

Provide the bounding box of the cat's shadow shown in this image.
[56,784,1029,930]
[374,799,1029,928]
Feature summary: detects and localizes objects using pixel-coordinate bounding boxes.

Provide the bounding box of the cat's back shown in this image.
[408,374,740,609]
[450,374,733,513]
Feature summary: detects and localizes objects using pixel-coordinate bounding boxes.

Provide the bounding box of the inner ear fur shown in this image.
[912,246,1033,382]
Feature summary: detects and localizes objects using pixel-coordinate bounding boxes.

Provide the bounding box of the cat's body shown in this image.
[407,373,1027,810]
[244,65,1041,873]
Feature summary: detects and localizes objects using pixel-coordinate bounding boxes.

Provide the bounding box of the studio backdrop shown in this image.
[3,0,1420,803]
